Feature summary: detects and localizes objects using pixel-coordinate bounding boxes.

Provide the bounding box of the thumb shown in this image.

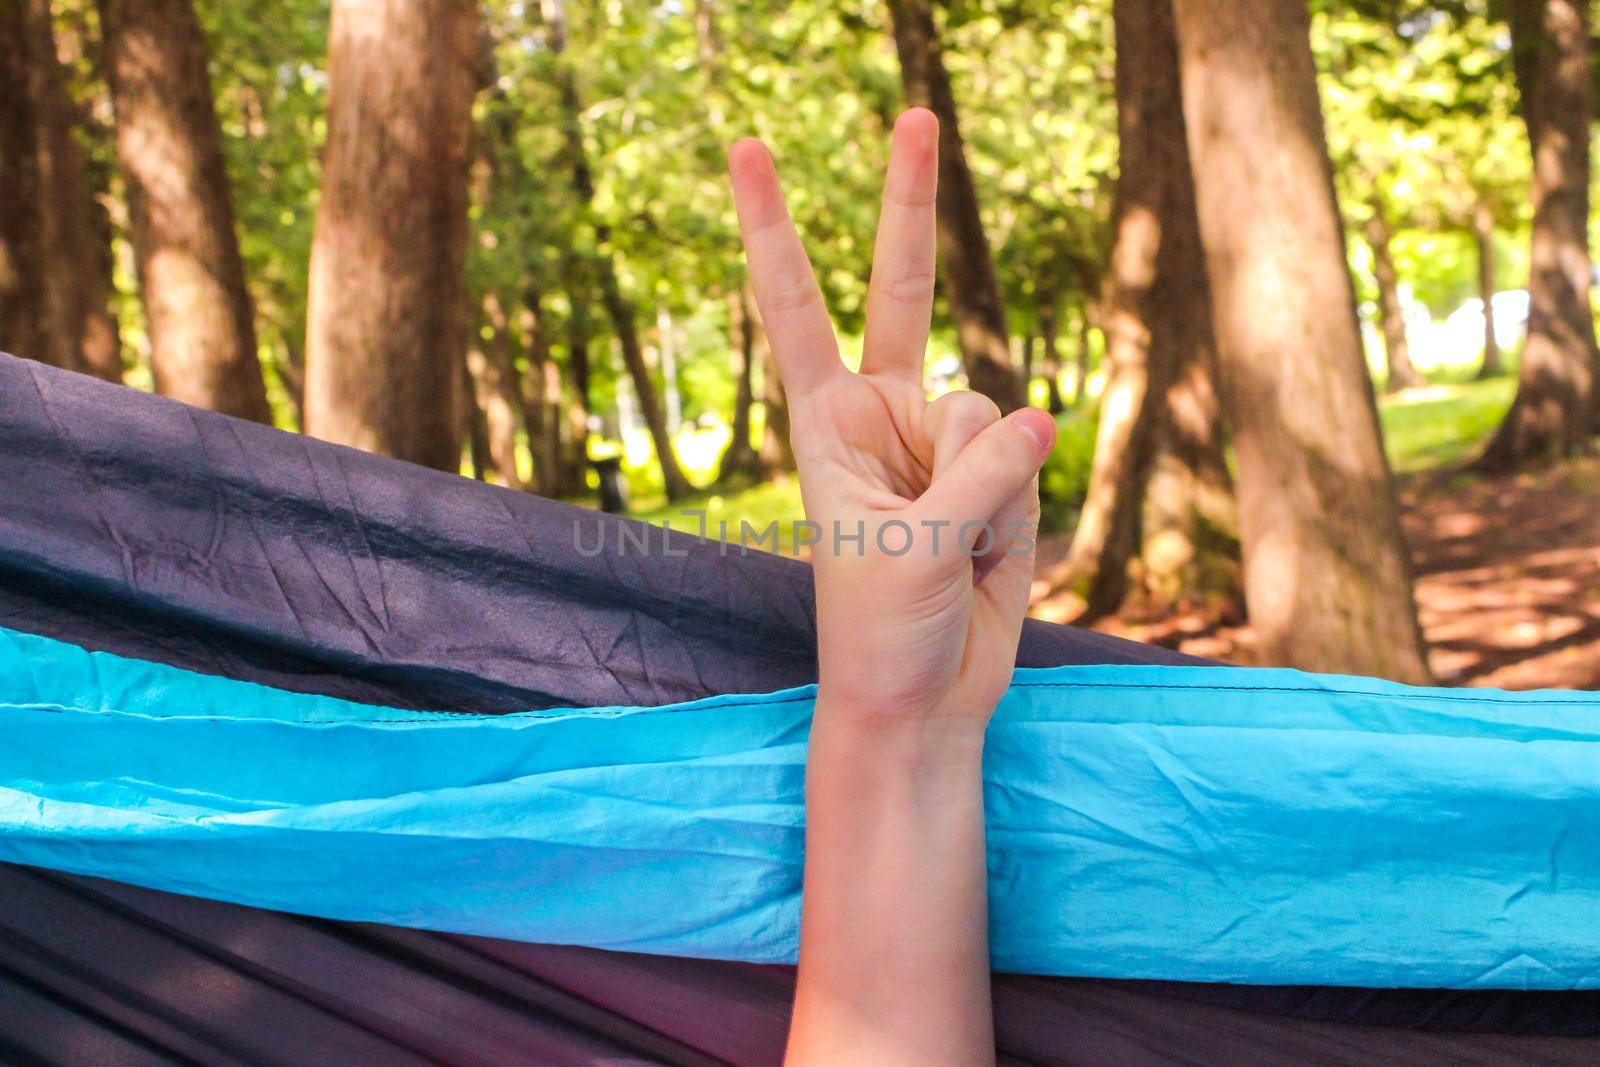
[912,407,1055,531]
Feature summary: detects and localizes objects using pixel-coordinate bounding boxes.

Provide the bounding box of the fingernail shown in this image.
[1014,408,1057,459]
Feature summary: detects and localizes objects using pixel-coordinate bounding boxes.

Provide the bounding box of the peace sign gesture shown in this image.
[728,108,1056,744]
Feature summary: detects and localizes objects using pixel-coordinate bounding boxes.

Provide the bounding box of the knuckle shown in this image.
[933,389,1000,429]
[766,277,821,312]
[881,271,936,306]
[961,391,1003,427]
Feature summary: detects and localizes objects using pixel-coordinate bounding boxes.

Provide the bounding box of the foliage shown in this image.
[1038,408,1099,530]
[39,0,1558,502]
[1318,0,1530,317]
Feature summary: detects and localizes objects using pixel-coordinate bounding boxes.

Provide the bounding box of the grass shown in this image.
[633,475,808,554]
[626,375,1520,547]
[1378,377,1516,474]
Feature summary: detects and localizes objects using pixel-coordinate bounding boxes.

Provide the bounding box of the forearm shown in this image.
[785,696,995,1066]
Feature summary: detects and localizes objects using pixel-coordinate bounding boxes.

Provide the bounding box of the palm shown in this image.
[729,110,1054,723]
[798,375,929,502]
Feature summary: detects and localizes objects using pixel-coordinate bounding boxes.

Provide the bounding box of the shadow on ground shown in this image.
[1031,457,1600,690]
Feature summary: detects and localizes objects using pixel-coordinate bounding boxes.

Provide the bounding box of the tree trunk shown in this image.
[100,0,269,419]
[1173,0,1431,683]
[884,0,1025,413]
[1054,0,1223,620]
[1363,197,1422,392]
[459,354,490,481]
[1479,0,1595,464]
[20,0,121,380]
[1038,298,1066,414]
[276,342,306,428]
[1474,200,1502,379]
[1073,306,1093,405]
[718,285,762,482]
[1019,330,1036,391]
[754,289,796,473]
[303,0,476,468]
[561,274,594,495]
[1141,333,1239,613]
[540,0,691,501]
[657,307,682,435]
[0,0,49,361]
[513,283,561,496]
[467,290,528,489]
[594,264,692,500]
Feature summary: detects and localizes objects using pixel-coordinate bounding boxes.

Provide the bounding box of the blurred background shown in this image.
[4,0,1599,689]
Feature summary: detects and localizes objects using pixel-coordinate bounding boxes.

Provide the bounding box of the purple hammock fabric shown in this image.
[0,351,1594,1066]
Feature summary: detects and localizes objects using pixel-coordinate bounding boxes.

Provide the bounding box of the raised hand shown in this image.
[728,108,1056,748]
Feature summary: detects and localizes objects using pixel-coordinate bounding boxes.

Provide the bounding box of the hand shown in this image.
[729,109,1056,754]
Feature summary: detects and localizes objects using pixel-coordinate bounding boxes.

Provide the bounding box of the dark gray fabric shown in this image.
[0,352,1594,1065]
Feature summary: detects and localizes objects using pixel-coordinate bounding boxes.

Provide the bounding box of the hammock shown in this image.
[1,351,1595,1065]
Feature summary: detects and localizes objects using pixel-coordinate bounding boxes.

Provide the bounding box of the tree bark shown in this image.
[657,307,682,435]
[459,354,491,482]
[19,0,121,380]
[516,281,565,496]
[1473,200,1502,379]
[1037,298,1066,414]
[718,285,762,482]
[1363,197,1422,392]
[303,0,476,468]
[540,0,691,501]
[560,262,595,494]
[1479,0,1595,464]
[594,264,692,500]
[754,289,796,473]
[1174,0,1431,683]
[466,290,528,489]
[0,0,49,361]
[1054,0,1228,620]
[100,0,269,419]
[1073,306,1093,405]
[884,0,1025,413]
[1141,333,1239,612]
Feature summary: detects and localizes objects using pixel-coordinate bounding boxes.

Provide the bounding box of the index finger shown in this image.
[728,138,843,397]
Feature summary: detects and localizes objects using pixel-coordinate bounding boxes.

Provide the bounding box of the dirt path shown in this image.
[1031,457,1600,689]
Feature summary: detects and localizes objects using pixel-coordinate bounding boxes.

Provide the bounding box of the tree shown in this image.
[1173,0,1431,683]
[1036,298,1066,414]
[516,281,569,497]
[99,0,269,419]
[1362,195,1422,392]
[718,285,762,481]
[1478,0,1595,466]
[757,317,796,473]
[302,0,478,468]
[0,0,48,361]
[885,0,1025,413]
[18,0,120,381]
[1051,0,1235,620]
[465,291,528,489]
[539,0,692,501]
[1473,199,1502,378]
[556,257,596,493]
[1318,3,1526,391]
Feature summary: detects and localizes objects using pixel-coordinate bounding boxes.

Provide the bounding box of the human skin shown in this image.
[728,108,1056,1067]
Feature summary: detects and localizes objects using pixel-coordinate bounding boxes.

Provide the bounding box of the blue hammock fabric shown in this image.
[3,624,1596,990]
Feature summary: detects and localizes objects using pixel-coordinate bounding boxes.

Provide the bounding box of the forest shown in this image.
[3,0,1599,689]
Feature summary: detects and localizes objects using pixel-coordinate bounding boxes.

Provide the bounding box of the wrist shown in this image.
[811,689,988,773]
